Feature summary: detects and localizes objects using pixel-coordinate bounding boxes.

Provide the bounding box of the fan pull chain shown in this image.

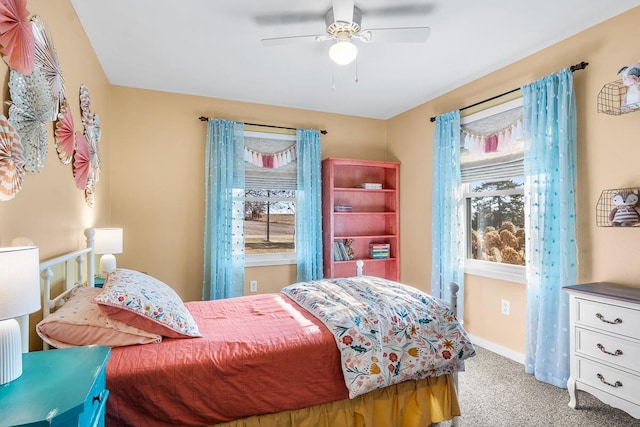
[355,57,359,83]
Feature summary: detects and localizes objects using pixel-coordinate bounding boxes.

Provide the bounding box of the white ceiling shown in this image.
[69,0,640,120]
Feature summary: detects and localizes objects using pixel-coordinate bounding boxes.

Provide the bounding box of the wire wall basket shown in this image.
[596,188,640,227]
[597,80,640,115]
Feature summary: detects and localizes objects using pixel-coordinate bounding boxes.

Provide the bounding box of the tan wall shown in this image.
[388,7,640,355]
[109,87,388,301]
[0,0,111,253]
[0,0,112,350]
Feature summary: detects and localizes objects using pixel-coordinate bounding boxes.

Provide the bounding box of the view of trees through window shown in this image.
[244,189,295,254]
[468,179,525,266]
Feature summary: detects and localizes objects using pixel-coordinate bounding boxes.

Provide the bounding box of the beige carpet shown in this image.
[432,346,640,427]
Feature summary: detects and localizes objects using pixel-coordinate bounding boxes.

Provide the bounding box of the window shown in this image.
[461,98,526,283]
[243,130,297,267]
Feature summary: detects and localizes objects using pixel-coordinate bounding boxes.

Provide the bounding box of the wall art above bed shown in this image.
[7,65,54,173]
[78,84,101,207]
[0,115,25,201]
[0,0,34,75]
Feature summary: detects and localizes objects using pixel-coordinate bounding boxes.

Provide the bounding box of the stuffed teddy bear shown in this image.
[618,62,640,110]
[609,189,640,226]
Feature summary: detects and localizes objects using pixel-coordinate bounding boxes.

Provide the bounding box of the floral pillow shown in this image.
[94,268,201,338]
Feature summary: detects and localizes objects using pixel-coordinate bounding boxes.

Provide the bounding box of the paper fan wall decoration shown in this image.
[0,0,34,75]
[85,174,95,207]
[73,131,89,190]
[73,131,95,207]
[32,15,65,119]
[79,84,101,183]
[8,66,56,173]
[54,108,74,164]
[87,112,101,182]
[0,115,25,201]
[79,84,92,127]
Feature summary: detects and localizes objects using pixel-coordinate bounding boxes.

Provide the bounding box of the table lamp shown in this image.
[0,246,40,385]
[94,228,123,278]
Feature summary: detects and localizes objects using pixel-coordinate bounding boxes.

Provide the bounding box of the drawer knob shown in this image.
[595,313,622,325]
[597,373,622,388]
[92,392,103,404]
[596,343,623,356]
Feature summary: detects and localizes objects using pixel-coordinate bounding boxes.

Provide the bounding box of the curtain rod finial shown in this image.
[570,61,588,72]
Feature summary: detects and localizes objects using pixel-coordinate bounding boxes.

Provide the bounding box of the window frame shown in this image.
[243,130,297,267]
[463,181,526,284]
[460,98,526,284]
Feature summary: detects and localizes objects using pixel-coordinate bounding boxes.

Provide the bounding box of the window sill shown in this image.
[464,259,526,284]
[245,252,296,267]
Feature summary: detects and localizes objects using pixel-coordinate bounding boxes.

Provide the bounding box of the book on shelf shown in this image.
[369,243,390,259]
[333,241,352,261]
[354,182,382,190]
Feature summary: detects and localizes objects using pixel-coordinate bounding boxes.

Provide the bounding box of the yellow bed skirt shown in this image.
[214,374,460,427]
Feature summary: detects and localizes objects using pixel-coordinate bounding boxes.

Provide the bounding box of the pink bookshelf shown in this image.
[322,157,400,281]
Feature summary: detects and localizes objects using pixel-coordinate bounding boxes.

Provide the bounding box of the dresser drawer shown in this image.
[78,350,109,427]
[576,298,640,338]
[577,357,640,406]
[89,389,109,427]
[576,327,640,373]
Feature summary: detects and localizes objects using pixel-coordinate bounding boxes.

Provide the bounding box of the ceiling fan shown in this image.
[260,0,431,65]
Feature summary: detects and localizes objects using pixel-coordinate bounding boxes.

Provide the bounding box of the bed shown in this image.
[33,229,475,427]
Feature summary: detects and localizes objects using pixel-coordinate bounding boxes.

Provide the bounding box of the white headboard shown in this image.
[34,229,96,350]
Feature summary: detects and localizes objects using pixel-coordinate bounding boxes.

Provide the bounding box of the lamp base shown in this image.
[98,254,117,278]
[0,318,22,385]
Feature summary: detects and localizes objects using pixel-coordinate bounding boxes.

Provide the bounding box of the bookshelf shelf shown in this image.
[334,234,396,239]
[334,257,397,265]
[322,157,400,281]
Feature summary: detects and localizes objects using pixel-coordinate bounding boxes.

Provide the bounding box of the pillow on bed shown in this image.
[95,268,201,338]
[36,286,162,348]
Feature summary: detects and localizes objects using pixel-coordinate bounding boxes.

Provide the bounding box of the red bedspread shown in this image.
[106,294,348,427]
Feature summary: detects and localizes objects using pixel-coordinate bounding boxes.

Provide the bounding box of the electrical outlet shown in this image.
[501,299,510,315]
[249,280,257,293]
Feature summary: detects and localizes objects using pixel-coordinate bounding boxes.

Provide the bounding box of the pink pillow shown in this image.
[36,286,162,348]
[95,269,201,338]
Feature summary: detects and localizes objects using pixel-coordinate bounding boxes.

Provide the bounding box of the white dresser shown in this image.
[564,283,640,419]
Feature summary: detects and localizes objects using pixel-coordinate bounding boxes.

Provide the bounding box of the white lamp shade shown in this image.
[0,246,40,321]
[329,40,358,65]
[0,246,40,385]
[94,228,123,255]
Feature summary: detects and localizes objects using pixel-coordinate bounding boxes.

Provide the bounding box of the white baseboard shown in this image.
[468,334,525,364]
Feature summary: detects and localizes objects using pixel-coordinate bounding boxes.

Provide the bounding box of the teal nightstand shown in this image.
[0,346,111,427]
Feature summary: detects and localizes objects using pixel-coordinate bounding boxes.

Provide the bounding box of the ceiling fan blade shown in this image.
[261,34,328,46]
[365,4,435,17]
[332,0,355,24]
[364,27,431,43]
[253,11,324,26]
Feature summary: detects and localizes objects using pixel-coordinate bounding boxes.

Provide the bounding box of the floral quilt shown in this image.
[281,276,476,398]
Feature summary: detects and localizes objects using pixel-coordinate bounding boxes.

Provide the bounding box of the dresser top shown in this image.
[0,345,110,426]
[564,282,640,304]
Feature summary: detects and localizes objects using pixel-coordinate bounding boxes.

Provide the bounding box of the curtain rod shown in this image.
[198,116,328,135]
[428,61,589,123]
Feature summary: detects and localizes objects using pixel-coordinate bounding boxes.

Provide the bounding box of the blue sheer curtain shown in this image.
[522,68,578,388]
[295,129,323,281]
[431,110,465,318]
[203,119,245,300]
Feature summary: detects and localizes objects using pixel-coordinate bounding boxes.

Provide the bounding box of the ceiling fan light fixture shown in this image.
[329,38,357,65]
